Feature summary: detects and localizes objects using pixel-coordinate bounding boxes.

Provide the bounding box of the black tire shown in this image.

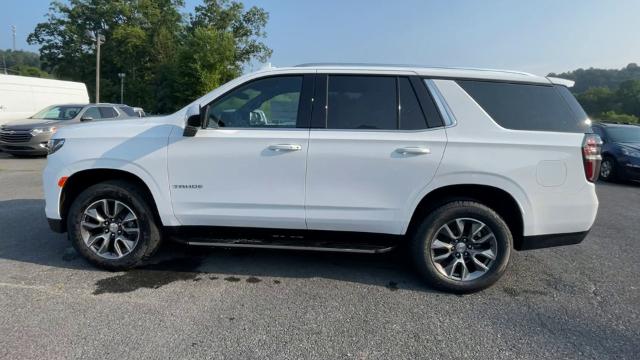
[410,201,512,293]
[67,180,162,270]
[599,156,617,182]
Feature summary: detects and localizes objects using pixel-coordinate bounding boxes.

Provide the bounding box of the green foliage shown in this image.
[550,63,640,93]
[27,0,272,114]
[0,49,50,77]
[553,64,640,123]
[596,111,639,124]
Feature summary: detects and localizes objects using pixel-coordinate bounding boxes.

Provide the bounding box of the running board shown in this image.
[185,238,396,254]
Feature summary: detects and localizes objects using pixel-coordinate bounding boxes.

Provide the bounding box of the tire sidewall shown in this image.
[600,157,615,181]
[67,182,157,270]
[412,202,512,293]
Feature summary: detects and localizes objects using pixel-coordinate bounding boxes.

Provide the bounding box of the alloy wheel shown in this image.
[430,218,498,281]
[600,159,612,179]
[80,199,140,260]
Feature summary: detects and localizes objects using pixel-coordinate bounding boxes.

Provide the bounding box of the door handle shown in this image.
[268,144,302,151]
[396,147,431,155]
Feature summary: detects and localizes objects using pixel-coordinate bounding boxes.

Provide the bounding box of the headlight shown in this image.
[47,138,65,155]
[31,127,57,136]
[621,147,640,158]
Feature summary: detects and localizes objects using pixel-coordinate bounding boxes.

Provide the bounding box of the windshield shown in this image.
[31,106,83,120]
[606,126,640,143]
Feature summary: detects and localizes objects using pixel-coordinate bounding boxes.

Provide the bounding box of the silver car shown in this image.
[0,103,143,156]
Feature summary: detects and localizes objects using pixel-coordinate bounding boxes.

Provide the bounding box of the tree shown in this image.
[616,80,640,118]
[576,87,616,116]
[596,111,639,124]
[28,0,271,114]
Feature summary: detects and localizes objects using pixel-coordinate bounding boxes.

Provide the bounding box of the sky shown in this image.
[1,0,639,76]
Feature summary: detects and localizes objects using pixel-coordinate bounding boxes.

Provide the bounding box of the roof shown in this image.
[594,122,640,127]
[259,63,556,85]
[0,73,87,89]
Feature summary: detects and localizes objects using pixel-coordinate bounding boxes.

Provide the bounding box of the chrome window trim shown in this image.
[424,79,457,127]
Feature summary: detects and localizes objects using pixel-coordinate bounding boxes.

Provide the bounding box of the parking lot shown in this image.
[0,152,638,360]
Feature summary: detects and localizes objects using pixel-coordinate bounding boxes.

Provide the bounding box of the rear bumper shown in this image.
[47,218,66,233]
[517,230,589,251]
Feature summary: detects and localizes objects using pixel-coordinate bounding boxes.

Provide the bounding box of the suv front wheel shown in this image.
[67,180,162,270]
[411,201,512,293]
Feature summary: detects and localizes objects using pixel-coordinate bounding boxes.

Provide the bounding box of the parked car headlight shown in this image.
[31,127,57,136]
[621,147,640,158]
[47,138,65,155]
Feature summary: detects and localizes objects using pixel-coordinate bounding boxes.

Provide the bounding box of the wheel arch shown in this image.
[59,168,162,232]
[405,184,526,249]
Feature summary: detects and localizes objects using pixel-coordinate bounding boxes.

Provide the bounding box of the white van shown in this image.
[0,74,89,125]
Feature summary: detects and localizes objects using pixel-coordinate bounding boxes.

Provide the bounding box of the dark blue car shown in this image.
[591,123,640,182]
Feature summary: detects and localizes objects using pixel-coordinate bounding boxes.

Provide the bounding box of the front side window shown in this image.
[327,75,397,130]
[206,76,303,128]
[31,106,83,120]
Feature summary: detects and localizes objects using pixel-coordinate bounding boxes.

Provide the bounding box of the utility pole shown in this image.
[87,31,106,103]
[11,25,16,51]
[118,73,126,104]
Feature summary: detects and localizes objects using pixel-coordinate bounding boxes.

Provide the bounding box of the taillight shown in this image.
[582,133,602,182]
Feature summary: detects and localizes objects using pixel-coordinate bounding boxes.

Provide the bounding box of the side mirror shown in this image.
[183,104,203,137]
[80,116,93,122]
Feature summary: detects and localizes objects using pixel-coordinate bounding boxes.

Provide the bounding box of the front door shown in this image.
[168,74,313,229]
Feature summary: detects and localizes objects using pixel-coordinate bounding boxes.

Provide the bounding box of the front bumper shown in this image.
[0,132,52,155]
[618,156,640,180]
[518,230,590,250]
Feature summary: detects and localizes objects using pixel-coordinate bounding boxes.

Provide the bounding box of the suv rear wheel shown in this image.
[67,180,161,270]
[410,201,512,293]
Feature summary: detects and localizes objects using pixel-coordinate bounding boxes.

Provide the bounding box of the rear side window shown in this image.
[99,107,118,119]
[457,80,589,133]
[119,106,137,117]
[398,77,428,130]
[327,76,396,130]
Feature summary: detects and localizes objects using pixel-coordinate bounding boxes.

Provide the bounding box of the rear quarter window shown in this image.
[457,80,590,133]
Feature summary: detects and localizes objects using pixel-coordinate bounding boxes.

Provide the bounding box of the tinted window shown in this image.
[399,77,427,130]
[457,80,590,133]
[83,107,102,119]
[604,126,640,143]
[591,126,604,139]
[99,107,118,118]
[327,76,397,130]
[207,76,302,128]
[119,106,137,117]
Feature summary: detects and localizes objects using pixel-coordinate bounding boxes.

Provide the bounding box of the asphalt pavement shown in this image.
[0,152,638,359]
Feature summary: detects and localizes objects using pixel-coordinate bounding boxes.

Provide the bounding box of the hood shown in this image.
[53,115,177,140]
[1,118,64,131]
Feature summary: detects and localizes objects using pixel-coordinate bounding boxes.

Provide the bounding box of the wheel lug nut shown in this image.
[464,252,469,256]
[455,253,461,258]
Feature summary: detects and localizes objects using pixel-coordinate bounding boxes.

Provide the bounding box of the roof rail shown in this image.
[293,63,537,77]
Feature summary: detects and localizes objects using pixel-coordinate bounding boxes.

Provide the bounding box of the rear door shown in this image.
[305,74,447,234]
[168,74,314,229]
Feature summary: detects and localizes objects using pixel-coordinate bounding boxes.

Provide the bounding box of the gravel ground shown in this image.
[0,152,638,359]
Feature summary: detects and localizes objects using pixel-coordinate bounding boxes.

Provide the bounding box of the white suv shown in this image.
[43,64,601,293]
